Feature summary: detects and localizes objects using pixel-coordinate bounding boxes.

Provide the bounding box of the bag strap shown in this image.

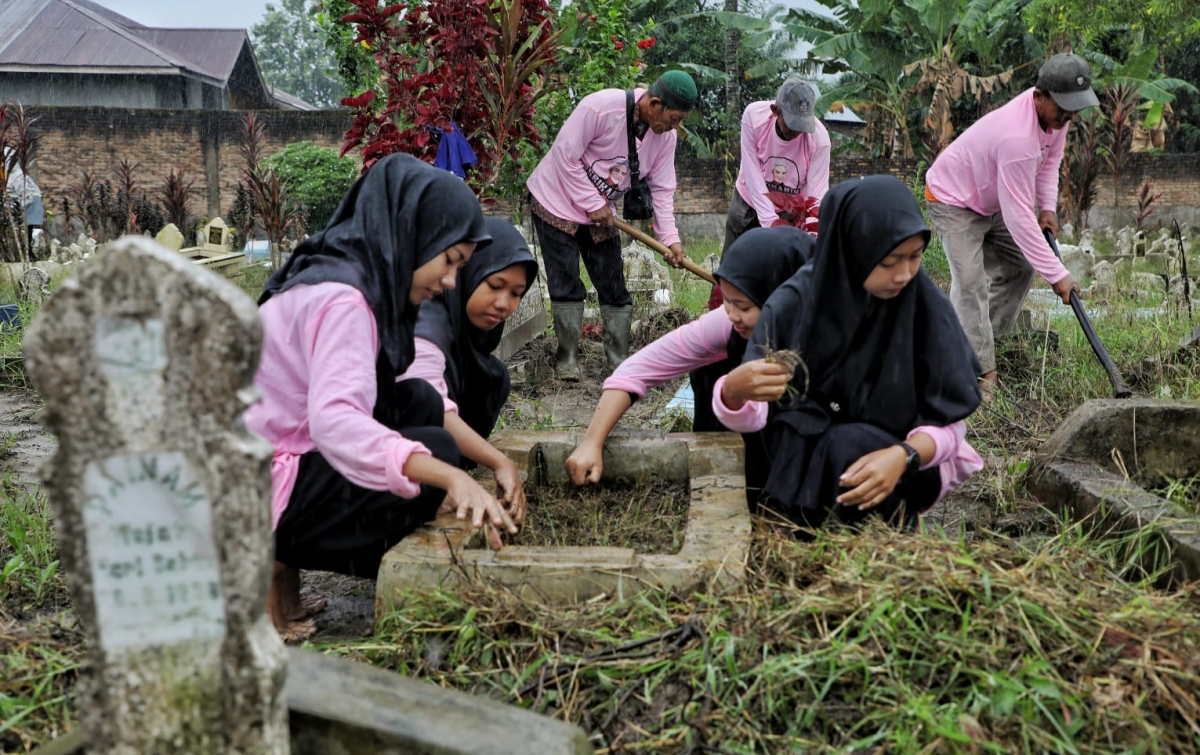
[625,89,642,184]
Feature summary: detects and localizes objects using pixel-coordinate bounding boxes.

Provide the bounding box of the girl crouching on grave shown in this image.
[566,226,813,501]
[245,154,519,641]
[397,218,540,520]
[714,175,984,534]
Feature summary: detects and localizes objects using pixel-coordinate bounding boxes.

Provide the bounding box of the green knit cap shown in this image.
[649,70,698,112]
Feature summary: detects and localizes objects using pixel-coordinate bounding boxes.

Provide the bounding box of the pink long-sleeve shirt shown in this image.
[925,88,1069,285]
[734,101,831,227]
[709,374,983,504]
[243,282,431,528]
[526,87,683,247]
[397,337,458,413]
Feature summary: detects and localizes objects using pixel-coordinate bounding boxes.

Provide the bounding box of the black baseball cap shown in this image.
[1036,53,1100,111]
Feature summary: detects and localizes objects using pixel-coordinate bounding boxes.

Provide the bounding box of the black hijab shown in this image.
[414,217,539,437]
[715,226,815,361]
[259,154,492,379]
[746,175,981,438]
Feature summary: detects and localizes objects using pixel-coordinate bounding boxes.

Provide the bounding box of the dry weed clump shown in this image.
[467,479,690,553]
[339,523,1200,754]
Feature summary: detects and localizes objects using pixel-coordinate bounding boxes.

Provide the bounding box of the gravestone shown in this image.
[19,266,51,306]
[24,235,289,754]
[494,223,547,362]
[197,217,233,252]
[155,223,185,252]
[622,241,672,308]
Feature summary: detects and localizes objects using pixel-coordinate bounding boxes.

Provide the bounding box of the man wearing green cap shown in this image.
[527,71,698,380]
[924,52,1099,397]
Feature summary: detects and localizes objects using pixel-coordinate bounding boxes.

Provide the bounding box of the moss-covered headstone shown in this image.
[24,235,288,755]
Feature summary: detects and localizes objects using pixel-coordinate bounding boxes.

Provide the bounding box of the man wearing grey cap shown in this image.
[924,52,1100,396]
[707,79,830,308]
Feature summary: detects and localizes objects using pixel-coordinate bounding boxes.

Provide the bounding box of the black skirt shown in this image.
[274,378,460,577]
[757,421,941,536]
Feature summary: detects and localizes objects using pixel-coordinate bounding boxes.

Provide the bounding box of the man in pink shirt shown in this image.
[526,71,697,380]
[727,79,830,250]
[706,79,829,309]
[925,53,1098,393]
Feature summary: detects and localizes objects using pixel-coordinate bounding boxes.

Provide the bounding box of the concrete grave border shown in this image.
[377,431,751,613]
[1025,399,1200,584]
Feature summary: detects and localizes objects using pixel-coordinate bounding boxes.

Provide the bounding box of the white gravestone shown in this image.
[155,223,185,252]
[24,235,288,755]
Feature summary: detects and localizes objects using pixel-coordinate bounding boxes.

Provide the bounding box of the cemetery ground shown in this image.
[2,236,1200,753]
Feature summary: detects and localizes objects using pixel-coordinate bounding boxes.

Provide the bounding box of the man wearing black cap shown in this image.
[924,52,1100,396]
[526,72,698,380]
[707,79,829,308]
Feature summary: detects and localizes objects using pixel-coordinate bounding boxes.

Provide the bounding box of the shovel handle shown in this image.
[612,218,717,285]
[1044,229,1132,398]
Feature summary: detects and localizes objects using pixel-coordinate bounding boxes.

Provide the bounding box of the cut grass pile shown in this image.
[471,479,690,554]
[332,521,1200,754]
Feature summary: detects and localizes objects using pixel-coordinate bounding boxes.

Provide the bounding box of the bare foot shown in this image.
[277,618,318,644]
[978,371,999,403]
[268,562,323,641]
[288,595,328,622]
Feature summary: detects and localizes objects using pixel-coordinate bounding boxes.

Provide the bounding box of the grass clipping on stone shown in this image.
[471,479,690,554]
[332,521,1200,754]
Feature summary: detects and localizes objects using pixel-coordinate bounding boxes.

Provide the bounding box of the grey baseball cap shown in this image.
[1036,53,1100,111]
[776,79,818,133]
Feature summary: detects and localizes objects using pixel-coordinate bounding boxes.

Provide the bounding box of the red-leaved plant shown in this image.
[337,0,560,194]
[767,193,820,235]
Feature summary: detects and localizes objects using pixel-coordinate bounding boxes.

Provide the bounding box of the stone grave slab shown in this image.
[494,275,546,362]
[1026,399,1200,585]
[377,431,751,612]
[180,218,245,279]
[155,223,185,252]
[24,235,289,754]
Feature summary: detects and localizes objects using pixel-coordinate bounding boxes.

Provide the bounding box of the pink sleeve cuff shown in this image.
[712,375,769,433]
[385,441,432,499]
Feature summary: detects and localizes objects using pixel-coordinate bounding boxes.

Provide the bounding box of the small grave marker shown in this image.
[198,217,232,251]
[155,223,185,252]
[24,235,288,755]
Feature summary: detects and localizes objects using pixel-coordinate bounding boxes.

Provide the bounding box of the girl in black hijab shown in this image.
[567,226,813,495]
[402,218,539,522]
[720,175,983,534]
[246,154,520,640]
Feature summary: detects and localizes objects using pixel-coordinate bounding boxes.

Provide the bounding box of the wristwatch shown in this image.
[897,442,922,478]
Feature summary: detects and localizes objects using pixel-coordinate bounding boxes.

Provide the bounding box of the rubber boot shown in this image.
[600,304,633,372]
[552,301,584,382]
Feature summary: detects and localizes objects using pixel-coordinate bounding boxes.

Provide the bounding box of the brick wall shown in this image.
[31,108,349,222]
[1091,153,1200,216]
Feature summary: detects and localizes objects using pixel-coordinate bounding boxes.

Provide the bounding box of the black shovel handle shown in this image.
[1044,228,1132,398]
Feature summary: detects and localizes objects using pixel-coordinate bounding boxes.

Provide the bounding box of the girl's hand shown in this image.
[493,457,527,526]
[836,446,907,509]
[565,441,604,485]
[445,471,518,549]
[722,360,791,408]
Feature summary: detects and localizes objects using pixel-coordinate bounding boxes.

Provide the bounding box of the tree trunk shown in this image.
[723,0,740,155]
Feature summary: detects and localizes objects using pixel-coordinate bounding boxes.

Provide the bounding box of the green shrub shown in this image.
[263,142,358,232]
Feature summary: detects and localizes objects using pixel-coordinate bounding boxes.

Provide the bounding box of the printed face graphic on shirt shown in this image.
[765,156,800,194]
[586,157,632,200]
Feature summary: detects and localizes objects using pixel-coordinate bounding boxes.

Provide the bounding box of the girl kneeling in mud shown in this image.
[398,218,539,534]
[566,226,813,502]
[714,175,984,534]
[245,155,519,641]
